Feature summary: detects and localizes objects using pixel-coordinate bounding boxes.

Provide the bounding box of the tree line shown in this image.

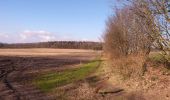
[0,41,102,50]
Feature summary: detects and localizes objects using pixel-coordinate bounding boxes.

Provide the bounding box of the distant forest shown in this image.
[0,41,102,50]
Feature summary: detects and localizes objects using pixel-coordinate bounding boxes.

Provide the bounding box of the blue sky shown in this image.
[0,0,119,43]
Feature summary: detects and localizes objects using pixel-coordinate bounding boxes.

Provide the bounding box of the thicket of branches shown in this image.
[131,0,170,57]
[105,0,170,59]
[104,6,155,58]
[104,0,170,78]
[0,41,102,50]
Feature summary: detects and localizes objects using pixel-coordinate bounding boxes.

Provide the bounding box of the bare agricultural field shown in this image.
[0,48,100,100]
[0,48,98,57]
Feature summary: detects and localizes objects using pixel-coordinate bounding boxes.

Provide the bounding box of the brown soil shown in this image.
[0,49,98,100]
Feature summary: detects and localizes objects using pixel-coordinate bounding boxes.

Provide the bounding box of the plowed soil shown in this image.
[0,49,99,100]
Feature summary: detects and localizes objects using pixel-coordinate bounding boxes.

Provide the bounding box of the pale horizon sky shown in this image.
[0,0,121,43]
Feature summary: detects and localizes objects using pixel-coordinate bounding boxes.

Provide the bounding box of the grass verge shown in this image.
[33,60,101,92]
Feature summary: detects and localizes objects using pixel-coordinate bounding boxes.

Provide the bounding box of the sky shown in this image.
[0,0,120,43]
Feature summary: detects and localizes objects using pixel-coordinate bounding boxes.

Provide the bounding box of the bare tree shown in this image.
[130,0,170,65]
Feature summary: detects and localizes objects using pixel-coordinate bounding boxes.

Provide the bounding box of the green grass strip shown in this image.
[33,60,101,92]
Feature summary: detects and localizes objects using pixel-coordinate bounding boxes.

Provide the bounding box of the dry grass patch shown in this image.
[0,48,98,57]
[109,55,146,80]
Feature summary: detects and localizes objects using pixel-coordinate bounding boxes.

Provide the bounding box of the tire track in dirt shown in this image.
[0,59,21,100]
[0,57,55,100]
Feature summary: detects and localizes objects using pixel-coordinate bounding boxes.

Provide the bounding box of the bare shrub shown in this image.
[103,2,162,78]
[104,7,154,57]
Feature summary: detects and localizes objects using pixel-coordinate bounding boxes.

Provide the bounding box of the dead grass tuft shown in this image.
[110,54,146,80]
